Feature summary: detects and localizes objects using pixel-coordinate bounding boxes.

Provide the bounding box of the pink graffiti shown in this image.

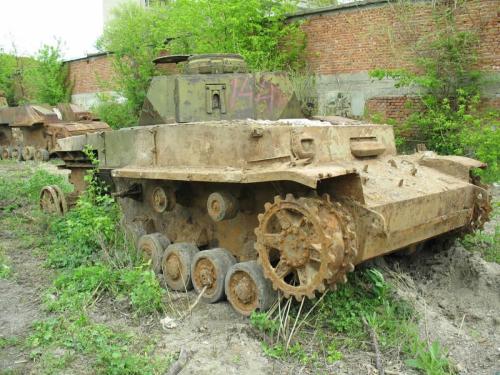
[228,75,287,116]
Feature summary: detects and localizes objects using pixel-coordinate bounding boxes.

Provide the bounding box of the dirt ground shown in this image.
[0,161,498,375]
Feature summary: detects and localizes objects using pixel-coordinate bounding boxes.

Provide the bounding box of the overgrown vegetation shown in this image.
[251,269,456,374]
[96,0,306,118]
[370,2,499,182]
[0,160,173,373]
[24,43,72,105]
[0,42,71,106]
[92,95,137,129]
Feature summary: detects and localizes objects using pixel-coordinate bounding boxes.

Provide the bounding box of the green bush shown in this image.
[92,97,137,129]
[47,196,119,268]
[370,16,499,182]
[46,264,164,316]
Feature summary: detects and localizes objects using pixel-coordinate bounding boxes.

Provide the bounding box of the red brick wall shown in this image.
[67,54,116,94]
[67,55,179,95]
[366,96,423,122]
[301,0,499,75]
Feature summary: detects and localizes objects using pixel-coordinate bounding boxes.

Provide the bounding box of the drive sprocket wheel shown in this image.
[255,194,357,300]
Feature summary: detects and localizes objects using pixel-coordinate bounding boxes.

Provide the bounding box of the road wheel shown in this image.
[1,146,11,160]
[22,146,36,161]
[34,148,50,162]
[162,243,199,291]
[11,146,22,161]
[225,260,277,316]
[137,233,170,274]
[191,248,236,303]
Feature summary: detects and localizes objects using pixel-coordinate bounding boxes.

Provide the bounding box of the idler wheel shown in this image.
[162,243,199,291]
[1,146,11,160]
[40,185,64,215]
[225,260,277,316]
[255,194,357,300]
[22,146,36,161]
[34,148,50,162]
[191,248,236,303]
[137,233,171,274]
[10,146,22,161]
[207,192,239,221]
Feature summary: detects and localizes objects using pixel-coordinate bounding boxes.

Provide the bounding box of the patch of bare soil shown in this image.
[386,240,500,375]
[0,229,53,373]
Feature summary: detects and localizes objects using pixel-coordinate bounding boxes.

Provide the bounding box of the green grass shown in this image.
[0,245,12,279]
[0,162,175,374]
[0,167,71,204]
[46,264,165,316]
[27,314,174,375]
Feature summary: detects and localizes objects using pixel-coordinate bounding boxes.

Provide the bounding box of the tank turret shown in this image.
[139,53,304,125]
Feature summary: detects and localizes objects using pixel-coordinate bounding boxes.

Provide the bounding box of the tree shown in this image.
[25,43,72,105]
[0,51,17,105]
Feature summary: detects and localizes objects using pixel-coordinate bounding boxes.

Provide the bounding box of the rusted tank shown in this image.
[52,54,491,316]
[0,103,110,161]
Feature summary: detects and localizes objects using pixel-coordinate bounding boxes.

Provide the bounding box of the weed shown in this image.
[252,268,455,374]
[250,311,280,336]
[261,342,285,359]
[407,341,455,375]
[119,268,165,316]
[325,341,343,364]
[0,336,19,349]
[0,245,12,279]
[46,264,164,316]
[46,195,119,268]
[27,314,173,374]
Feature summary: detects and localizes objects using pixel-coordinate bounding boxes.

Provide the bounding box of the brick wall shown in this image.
[67,53,116,94]
[365,96,423,122]
[299,0,499,75]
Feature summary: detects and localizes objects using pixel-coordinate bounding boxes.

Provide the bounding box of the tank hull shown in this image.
[0,104,110,161]
[56,119,490,302]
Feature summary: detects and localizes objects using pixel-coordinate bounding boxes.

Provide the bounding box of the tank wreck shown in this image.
[47,54,491,316]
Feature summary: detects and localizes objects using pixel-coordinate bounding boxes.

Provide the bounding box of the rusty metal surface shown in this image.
[59,118,489,300]
[0,104,111,159]
[55,120,488,295]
